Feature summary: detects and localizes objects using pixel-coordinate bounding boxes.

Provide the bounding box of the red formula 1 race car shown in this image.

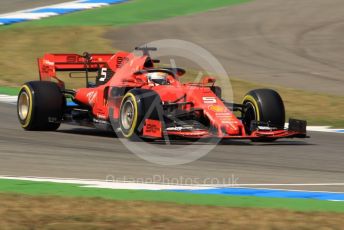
[17,47,307,141]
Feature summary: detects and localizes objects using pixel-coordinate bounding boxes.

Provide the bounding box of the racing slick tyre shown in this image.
[242,89,285,141]
[17,81,65,131]
[119,89,163,141]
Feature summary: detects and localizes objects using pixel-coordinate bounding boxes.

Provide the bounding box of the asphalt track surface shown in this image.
[0,0,70,14]
[1,102,343,192]
[107,0,344,96]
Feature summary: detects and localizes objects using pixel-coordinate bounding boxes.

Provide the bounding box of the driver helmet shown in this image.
[147,72,168,85]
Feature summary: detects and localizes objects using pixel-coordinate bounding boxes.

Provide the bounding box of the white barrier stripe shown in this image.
[0,13,58,20]
[46,3,109,9]
[0,0,109,17]
[0,0,127,26]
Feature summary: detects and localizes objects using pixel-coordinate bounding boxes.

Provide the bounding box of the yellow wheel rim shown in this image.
[120,93,138,138]
[18,85,33,128]
[243,95,260,121]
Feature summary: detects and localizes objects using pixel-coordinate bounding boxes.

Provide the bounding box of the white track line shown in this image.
[0,94,17,104]
[0,176,216,190]
[1,175,344,194]
[2,176,344,202]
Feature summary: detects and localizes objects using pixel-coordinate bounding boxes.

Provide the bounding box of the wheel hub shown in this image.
[18,91,30,120]
[121,100,135,130]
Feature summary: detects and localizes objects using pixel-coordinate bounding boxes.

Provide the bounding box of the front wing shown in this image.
[165,119,308,140]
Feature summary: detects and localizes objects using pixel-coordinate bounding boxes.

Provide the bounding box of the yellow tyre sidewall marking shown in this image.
[20,85,33,128]
[243,95,260,121]
[120,92,138,138]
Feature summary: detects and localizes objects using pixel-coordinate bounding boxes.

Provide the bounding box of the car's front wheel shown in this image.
[119,89,162,140]
[242,88,285,135]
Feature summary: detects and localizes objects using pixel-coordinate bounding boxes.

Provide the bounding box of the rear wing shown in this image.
[37,52,129,88]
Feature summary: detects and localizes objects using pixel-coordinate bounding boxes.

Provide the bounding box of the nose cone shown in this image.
[222,121,242,135]
[204,105,242,136]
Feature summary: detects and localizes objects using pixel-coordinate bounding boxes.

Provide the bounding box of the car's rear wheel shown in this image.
[242,89,285,138]
[17,81,65,131]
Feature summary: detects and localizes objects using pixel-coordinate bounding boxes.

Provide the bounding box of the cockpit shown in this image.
[134,67,186,86]
[147,72,169,85]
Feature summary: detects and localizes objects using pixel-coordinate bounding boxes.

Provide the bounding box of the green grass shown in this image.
[0,179,344,213]
[0,86,19,95]
[7,0,251,28]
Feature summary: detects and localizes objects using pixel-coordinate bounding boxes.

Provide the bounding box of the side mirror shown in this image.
[202,77,216,85]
